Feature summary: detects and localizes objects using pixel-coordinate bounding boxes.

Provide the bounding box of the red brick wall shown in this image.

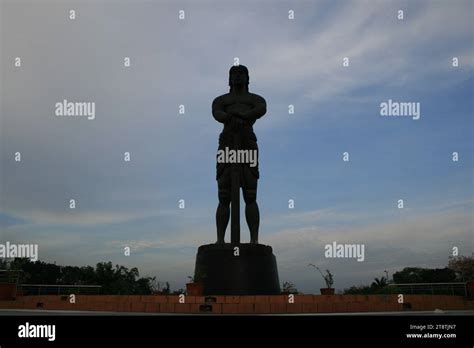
[1,294,472,314]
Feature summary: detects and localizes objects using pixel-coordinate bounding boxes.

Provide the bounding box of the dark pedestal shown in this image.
[194,243,280,295]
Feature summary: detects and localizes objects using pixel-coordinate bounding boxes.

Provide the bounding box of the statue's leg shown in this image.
[243,166,259,244]
[243,188,259,244]
[216,167,230,244]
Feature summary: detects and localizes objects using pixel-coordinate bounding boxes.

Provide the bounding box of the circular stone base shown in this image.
[194,243,281,295]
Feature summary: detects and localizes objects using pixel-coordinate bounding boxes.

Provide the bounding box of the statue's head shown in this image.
[229,65,249,92]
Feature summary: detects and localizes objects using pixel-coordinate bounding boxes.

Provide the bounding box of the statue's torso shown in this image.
[218,92,262,147]
[216,92,262,179]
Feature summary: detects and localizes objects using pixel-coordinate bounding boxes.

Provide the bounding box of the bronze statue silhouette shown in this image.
[212,65,267,245]
[192,68,278,294]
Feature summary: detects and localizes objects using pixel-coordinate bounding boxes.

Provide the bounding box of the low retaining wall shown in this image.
[0,294,472,314]
[0,284,17,301]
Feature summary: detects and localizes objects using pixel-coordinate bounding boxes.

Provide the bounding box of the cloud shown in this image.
[0,212,28,228]
[278,208,369,224]
[250,1,474,110]
[266,207,472,267]
[1,209,175,227]
[262,206,472,291]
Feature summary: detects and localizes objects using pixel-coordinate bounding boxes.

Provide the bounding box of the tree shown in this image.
[282,281,298,294]
[448,256,474,282]
[343,277,393,295]
[149,278,171,294]
[343,285,372,295]
[392,267,456,283]
[343,283,397,295]
[0,259,8,269]
[371,277,388,288]
[2,258,158,295]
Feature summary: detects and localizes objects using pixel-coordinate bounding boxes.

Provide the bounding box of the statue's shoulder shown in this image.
[248,92,266,104]
[212,93,231,104]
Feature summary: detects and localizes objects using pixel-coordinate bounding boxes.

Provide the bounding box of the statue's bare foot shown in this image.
[250,239,258,245]
[216,239,225,245]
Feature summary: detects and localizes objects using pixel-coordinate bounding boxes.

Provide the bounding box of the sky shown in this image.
[0,0,473,293]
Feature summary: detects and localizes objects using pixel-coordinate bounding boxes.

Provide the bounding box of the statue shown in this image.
[212,65,267,245]
[192,65,279,295]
